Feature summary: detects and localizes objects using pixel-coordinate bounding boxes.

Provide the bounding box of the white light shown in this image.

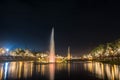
[6,48,9,52]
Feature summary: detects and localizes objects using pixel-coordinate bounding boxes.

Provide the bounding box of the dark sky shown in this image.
[0,0,120,56]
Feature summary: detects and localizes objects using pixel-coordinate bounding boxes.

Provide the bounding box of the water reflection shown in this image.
[1,61,120,80]
[4,62,8,79]
[0,62,34,79]
[41,65,45,75]
[49,64,55,80]
[68,63,70,76]
[0,63,3,80]
[84,61,120,80]
[0,61,63,80]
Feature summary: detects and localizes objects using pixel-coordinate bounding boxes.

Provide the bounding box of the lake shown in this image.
[0,61,119,80]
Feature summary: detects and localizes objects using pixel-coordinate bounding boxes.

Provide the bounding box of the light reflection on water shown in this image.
[0,61,66,80]
[49,64,55,80]
[84,61,120,80]
[0,61,70,80]
[0,61,120,80]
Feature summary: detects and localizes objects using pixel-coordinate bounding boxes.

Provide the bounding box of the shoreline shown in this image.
[95,60,120,65]
[0,57,120,65]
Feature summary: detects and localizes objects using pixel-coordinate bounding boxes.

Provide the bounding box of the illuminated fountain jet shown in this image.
[49,28,55,63]
[67,46,71,60]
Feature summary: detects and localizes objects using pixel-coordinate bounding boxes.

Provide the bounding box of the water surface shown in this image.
[0,61,119,80]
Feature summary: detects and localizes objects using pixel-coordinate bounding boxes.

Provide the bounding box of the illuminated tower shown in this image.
[67,46,71,60]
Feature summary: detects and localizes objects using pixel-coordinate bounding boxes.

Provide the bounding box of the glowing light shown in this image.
[1,50,5,54]
[49,64,55,80]
[49,28,55,63]
[4,62,8,80]
[6,48,9,52]
[67,46,71,60]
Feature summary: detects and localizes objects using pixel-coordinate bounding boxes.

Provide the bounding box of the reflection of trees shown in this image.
[84,62,120,80]
[0,63,3,80]
[0,62,34,79]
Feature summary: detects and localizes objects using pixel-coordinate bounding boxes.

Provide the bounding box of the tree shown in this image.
[90,44,104,59]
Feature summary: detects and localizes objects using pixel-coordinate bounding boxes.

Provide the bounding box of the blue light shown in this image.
[4,62,8,79]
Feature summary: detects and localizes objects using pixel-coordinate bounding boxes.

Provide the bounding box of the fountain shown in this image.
[49,28,55,63]
[67,46,71,60]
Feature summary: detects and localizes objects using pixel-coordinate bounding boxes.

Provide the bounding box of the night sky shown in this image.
[0,0,120,56]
